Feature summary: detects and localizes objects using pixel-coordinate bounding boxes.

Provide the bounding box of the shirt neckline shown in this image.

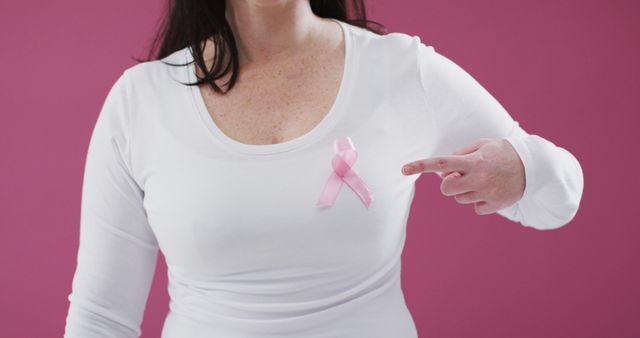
[184,18,355,156]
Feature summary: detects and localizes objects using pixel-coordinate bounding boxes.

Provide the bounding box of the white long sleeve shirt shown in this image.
[64,18,584,338]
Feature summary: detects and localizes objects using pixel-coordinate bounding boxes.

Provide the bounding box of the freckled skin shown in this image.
[195,18,345,146]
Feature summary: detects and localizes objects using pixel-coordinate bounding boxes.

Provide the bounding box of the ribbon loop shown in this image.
[316,136,374,209]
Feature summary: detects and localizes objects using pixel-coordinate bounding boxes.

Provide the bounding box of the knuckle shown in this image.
[471,153,487,166]
[412,161,424,172]
[437,158,448,170]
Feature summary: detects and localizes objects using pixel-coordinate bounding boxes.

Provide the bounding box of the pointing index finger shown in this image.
[406,155,471,174]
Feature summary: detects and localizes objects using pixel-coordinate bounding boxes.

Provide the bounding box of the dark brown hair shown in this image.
[134,0,386,94]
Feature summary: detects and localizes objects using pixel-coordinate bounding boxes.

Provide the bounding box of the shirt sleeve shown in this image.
[417,41,584,230]
[64,70,159,337]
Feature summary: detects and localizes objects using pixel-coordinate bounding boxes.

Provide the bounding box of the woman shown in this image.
[64,0,584,337]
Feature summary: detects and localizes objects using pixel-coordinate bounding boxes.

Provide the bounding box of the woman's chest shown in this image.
[138,119,424,278]
[132,76,435,277]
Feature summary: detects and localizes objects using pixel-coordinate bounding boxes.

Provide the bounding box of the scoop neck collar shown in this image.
[184,18,355,157]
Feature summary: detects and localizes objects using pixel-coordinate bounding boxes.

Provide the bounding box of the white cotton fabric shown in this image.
[64,18,584,337]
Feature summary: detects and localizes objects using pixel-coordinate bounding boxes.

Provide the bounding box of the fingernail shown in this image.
[402,166,412,175]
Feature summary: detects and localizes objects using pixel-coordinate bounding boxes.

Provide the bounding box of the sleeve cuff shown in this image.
[504,134,541,203]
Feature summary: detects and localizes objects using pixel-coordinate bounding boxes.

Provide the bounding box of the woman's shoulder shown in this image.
[121,47,190,90]
[109,47,190,136]
[346,21,424,54]
[347,22,429,83]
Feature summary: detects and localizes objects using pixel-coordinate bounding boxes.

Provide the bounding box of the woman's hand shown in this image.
[401,138,526,215]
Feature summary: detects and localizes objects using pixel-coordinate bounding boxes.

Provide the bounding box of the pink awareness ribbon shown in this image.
[316,136,374,209]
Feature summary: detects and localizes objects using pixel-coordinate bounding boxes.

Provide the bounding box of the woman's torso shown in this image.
[123,18,436,337]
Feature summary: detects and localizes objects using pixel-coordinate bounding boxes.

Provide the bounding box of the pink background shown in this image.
[1,0,638,337]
